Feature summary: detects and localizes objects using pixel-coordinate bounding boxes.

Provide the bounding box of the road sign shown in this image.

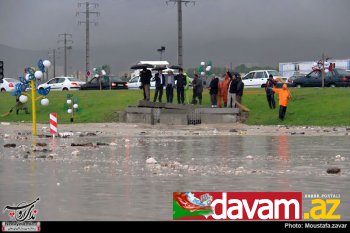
[86,70,91,77]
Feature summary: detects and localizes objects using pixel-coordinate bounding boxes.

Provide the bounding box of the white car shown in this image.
[242,70,287,88]
[0,78,21,92]
[38,77,86,91]
[127,76,156,89]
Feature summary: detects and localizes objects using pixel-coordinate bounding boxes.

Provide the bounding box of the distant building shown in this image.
[279,59,350,77]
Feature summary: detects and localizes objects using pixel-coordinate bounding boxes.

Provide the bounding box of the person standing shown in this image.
[140,67,152,101]
[208,75,219,108]
[265,74,277,109]
[272,83,292,120]
[227,72,238,108]
[174,68,187,104]
[236,74,244,105]
[184,72,192,104]
[153,69,166,102]
[165,70,175,103]
[221,71,231,107]
[191,74,203,105]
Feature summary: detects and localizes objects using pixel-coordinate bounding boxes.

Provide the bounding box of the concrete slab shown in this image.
[126,112,154,124]
[201,114,237,124]
[200,108,240,114]
[125,107,153,114]
[138,100,166,108]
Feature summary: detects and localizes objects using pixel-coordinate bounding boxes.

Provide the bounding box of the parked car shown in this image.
[38,77,86,91]
[289,69,350,88]
[127,76,156,89]
[242,70,287,88]
[80,76,128,90]
[0,78,21,92]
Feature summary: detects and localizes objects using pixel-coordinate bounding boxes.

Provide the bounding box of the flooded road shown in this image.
[0,133,349,220]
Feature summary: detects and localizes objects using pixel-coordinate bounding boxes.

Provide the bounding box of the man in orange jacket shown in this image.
[272,83,292,120]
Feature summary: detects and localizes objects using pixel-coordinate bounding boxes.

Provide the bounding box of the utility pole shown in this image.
[77,2,99,82]
[58,33,73,76]
[67,46,73,75]
[48,48,56,79]
[166,0,195,68]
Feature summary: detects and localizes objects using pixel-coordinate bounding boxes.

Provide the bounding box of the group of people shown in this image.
[155,68,191,104]
[140,68,245,109]
[140,67,292,121]
[208,71,244,108]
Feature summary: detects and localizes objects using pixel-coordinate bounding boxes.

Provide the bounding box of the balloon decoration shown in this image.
[10,59,51,136]
[197,60,213,76]
[312,57,331,73]
[64,94,80,123]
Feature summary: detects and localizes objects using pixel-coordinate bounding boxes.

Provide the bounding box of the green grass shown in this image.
[243,88,350,126]
[1,88,350,126]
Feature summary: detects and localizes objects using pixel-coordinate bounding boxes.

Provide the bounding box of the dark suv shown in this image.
[290,69,350,88]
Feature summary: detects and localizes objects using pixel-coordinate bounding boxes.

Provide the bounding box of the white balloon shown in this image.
[200,72,205,76]
[19,95,28,103]
[93,68,97,71]
[94,74,99,78]
[34,70,43,79]
[67,99,72,105]
[41,98,49,106]
[67,109,73,114]
[43,60,51,68]
[73,104,78,109]
[25,74,31,81]
[324,61,330,67]
[200,62,205,66]
[101,70,106,76]
[206,66,212,72]
[313,62,317,67]
[325,68,329,73]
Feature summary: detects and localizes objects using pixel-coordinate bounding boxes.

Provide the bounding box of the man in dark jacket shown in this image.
[209,75,219,108]
[153,69,166,102]
[236,75,244,105]
[265,74,277,109]
[140,67,152,101]
[174,68,187,104]
[227,72,238,108]
[191,74,203,105]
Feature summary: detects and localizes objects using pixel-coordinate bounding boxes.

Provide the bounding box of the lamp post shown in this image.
[157,46,166,60]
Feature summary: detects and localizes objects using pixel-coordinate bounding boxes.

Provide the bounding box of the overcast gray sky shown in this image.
[0,0,349,75]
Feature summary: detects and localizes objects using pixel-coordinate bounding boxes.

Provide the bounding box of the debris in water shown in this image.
[59,132,74,138]
[71,150,80,156]
[71,142,93,147]
[36,142,47,147]
[146,157,157,164]
[326,167,341,174]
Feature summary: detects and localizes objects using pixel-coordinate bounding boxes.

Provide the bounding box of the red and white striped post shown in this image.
[50,113,57,136]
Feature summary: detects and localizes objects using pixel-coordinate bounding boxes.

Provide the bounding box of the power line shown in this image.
[77,2,100,81]
[166,0,195,68]
[58,33,73,77]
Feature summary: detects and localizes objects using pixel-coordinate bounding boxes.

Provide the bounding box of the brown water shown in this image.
[0,135,349,220]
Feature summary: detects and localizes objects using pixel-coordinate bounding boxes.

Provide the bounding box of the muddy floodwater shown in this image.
[0,123,349,220]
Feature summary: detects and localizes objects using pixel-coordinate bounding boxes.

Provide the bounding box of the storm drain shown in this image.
[187,108,201,125]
